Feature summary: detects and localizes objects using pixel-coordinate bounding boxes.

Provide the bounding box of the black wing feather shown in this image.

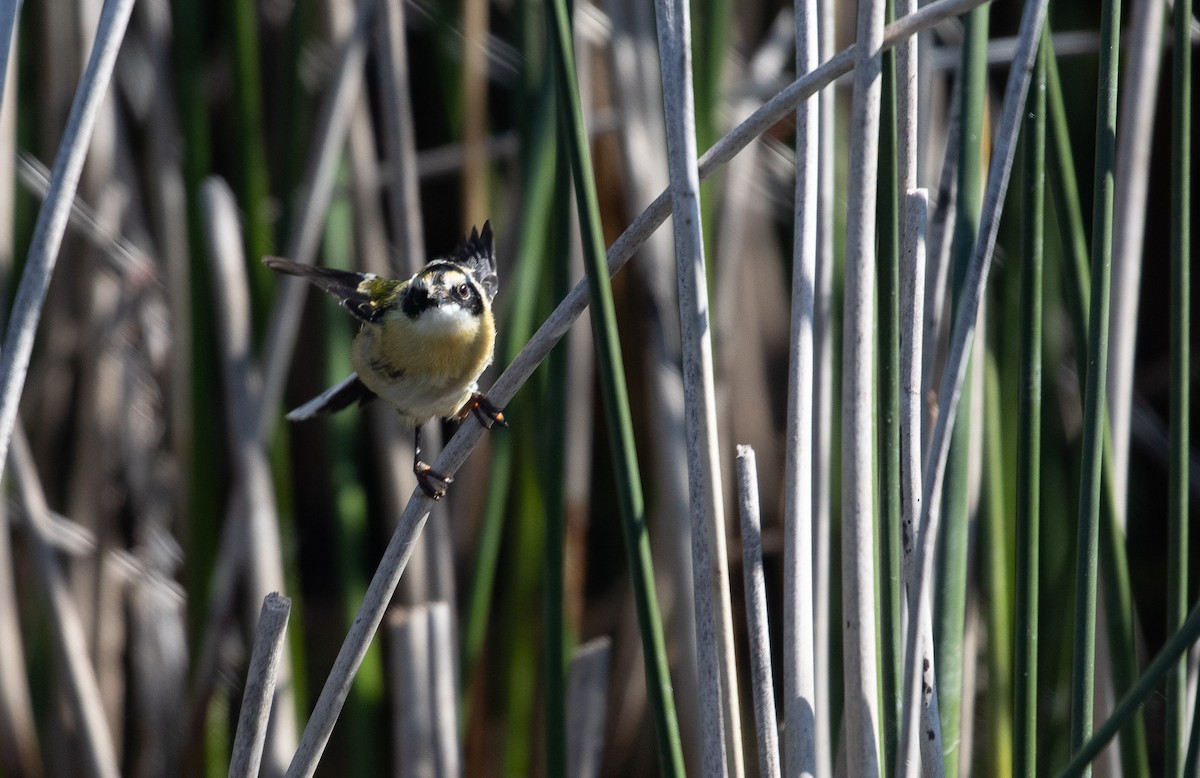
[263,256,381,322]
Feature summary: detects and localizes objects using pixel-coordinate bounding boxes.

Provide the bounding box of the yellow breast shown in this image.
[350,306,495,422]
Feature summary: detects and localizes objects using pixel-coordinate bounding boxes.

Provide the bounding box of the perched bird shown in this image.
[264,222,505,499]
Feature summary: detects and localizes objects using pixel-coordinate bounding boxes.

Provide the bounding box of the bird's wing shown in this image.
[448,221,498,301]
[286,374,375,420]
[263,257,382,322]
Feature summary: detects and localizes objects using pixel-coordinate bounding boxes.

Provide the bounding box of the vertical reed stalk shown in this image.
[737,446,782,778]
[542,106,574,778]
[459,60,556,723]
[812,0,837,771]
[1106,0,1165,513]
[460,0,489,222]
[566,638,611,777]
[897,188,945,778]
[257,0,376,438]
[841,0,888,772]
[893,3,922,772]
[1043,44,1090,353]
[229,594,292,778]
[786,0,819,772]
[204,176,298,770]
[546,0,686,771]
[982,353,1013,777]
[907,1,1046,774]
[1068,0,1122,766]
[0,17,39,776]
[937,10,987,772]
[1185,685,1200,776]
[876,4,903,770]
[228,0,272,299]
[1166,0,1191,768]
[1043,37,1150,772]
[652,0,743,772]
[1013,37,1045,778]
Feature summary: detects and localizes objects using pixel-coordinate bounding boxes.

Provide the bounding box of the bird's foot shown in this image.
[462,392,507,428]
[415,460,453,501]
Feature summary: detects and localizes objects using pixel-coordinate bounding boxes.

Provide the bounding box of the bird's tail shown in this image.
[286,374,374,420]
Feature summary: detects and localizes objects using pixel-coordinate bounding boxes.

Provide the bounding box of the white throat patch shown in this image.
[413,302,477,334]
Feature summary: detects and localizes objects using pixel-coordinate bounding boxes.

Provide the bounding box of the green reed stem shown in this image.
[983,350,1014,777]
[1166,0,1191,769]
[460,65,556,695]
[877,3,902,770]
[541,107,574,778]
[1068,0,1122,769]
[1044,31,1149,775]
[1058,601,1200,778]
[544,0,685,772]
[228,0,272,314]
[937,8,987,774]
[1014,36,1045,778]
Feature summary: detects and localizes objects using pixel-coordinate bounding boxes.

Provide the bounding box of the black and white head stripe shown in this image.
[401,265,486,319]
[446,221,498,301]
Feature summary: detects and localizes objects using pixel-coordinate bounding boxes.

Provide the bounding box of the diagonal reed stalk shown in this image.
[11,429,120,778]
[258,0,377,439]
[905,0,1046,773]
[0,0,17,111]
[0,0,136,478]
[1058,600,1200,778]
[281,2,990,770]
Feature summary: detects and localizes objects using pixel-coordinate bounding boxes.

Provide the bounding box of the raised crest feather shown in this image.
[448,221,498,301]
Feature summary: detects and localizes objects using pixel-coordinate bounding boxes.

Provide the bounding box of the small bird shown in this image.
[265,222,505,500]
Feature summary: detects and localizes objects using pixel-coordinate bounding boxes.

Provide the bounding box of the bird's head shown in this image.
[399,262,488,333]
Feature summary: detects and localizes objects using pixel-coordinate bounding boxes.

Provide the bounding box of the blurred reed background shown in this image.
[0,0,1195,775]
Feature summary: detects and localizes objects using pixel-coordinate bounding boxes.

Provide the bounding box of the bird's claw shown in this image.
[415,460,453,501]
[463,392,507,428]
